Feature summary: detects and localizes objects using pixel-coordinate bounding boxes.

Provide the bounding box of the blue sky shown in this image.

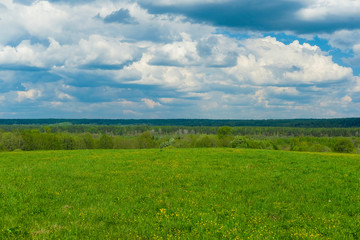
[0,0,360,119]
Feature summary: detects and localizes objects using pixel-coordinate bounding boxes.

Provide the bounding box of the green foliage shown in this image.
[44,126,52,134]
[113,136,136,149]
[159,138,175,149]
[60,134,76,150]
[81,133,96,149]
[308,144,331,152]
[0,127,358,153]
[217,126,232,138]
[0,132,23,151]
[231,136,249,148]
[173,135,197,148]
[195,135,217,148]
[136,131,155,149]
[289,137,337,153]
[231,136,278,150]
[333,138,355,153]
[1,149,360,239]
[99,134,114,149]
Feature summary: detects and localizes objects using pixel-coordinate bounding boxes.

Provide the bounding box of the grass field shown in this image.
[1,148,360,239]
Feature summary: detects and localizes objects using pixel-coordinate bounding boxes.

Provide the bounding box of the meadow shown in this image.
[1,148,360,239]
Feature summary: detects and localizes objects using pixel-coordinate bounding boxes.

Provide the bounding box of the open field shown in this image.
[1,148,360,239]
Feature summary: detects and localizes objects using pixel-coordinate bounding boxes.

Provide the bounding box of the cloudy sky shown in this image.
[0,0,360,119]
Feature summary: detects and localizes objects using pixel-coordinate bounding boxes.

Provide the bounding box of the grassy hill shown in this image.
[1,149,360,239]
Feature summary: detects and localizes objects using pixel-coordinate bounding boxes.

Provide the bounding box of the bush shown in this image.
[308,144,331,153]
[231,136,276,150]
[333,138,354,153]
[173,135,197,148]
[159,138,175,149]
[195,135,217,148]
[99,134,114,149]
[231,136,249,148]
[137,131,155,149]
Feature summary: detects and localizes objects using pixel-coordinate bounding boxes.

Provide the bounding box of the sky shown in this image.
[0,0,360,119]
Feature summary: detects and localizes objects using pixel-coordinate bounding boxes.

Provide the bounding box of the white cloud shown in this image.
[0,34,143,70]
[0,40,45,67]
[320,30,360,70]
[341,95,352,103]
[148,33,199,66]
[0,0,358,118]
[123,109,140,115]
[56,91,73,100]
[139,0,228,6]
[297,0,360,21]
[159,98,175,103]
[19,1,68,37]
[74,35,143,67]
[323,30,360,50]
[227,37,353,85]
[253,89,268,105]
[17,89,42,102]
[142,98,161,109]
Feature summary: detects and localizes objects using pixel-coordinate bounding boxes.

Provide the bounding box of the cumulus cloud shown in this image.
[0,34,143,72]
[142,98,161,109]
[17,88,42,102]
[227,37,353,86]
[0,0,359,118]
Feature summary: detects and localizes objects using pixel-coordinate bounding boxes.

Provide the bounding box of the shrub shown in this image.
[231,136,276,150]
[333,138,354,153]
[195,135,217,148]
[99,134,114,149]
[173,135,197,148]
[308,144,331,152]
[231,136,249,148]
[159,138,175,149]
[137,131,155,149]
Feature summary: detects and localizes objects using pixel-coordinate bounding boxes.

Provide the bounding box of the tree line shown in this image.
[0,126,358,153]
[0,118,359,128]
[1,125,360,137]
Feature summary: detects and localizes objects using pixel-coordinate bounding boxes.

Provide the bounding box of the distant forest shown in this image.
[0,118,360,128]
[0,119,359,153]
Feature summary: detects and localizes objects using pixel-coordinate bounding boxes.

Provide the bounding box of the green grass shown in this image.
[1,148,360,239]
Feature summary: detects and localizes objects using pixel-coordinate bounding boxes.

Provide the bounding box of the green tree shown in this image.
[217,126,234,147]
[44,126,52,134]
[99,134,114,149]
[60,134,76,150]
[1,132,23,151]
[333,138,354,153]
[137,131,155,149]
[82,133,96,149]
[217,126,232,139]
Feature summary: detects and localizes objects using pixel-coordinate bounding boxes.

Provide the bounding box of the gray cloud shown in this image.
[103,9,137,24]
[140,0,360,34]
